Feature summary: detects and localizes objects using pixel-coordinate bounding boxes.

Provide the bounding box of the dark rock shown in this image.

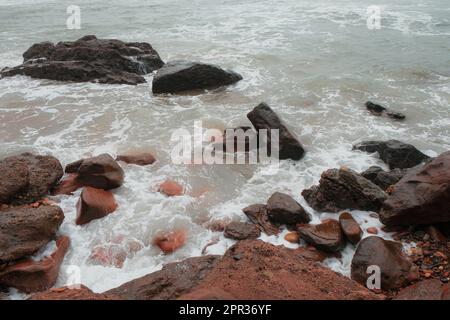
[116,153,156,166]
[30,285,120,300]
[339,212,363,245]
[424,226,447,242]
[298,220,345,252]
[76,187,117,225]
[394,279,449,300]
[380,151,450,226]
[105,255,220,300]
[224,222,261,240]
[152,61,242,94]
[365,101,405,121]
[351,236,417,290]
[366,101,386,114]
[220,126,258,153]
[242,204,280,236]
[302,167,387,213]
[266,192,311,225]
[0,205,64,263]
[361,166,407,190]
[247,103,305,160]
[0,153,63,205]
[1,35,164,85]
[353,140,430,169]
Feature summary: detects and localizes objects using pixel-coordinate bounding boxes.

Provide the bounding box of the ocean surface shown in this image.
[0,0,449,298]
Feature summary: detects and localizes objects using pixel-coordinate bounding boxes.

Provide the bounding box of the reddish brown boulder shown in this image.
[351,236,417,290]
[153,230,186,254]
[0,157,29,204]
[179,240,380,300]
[0,236,70,293]
[284,232,299,243]
[267,192,311,225]
[242,204,279,236]
[116,153,156,166]
[224,221,261,240]
[30,285,120,300]
[158,180,184,196]
[394,279,450,300]
[0,205,64,263]
[298,220,346,252]
[105,255,220,299]
[52,174,82,195]
[380,151,450,226]
[76,187,117,225]
[339,212,363,245]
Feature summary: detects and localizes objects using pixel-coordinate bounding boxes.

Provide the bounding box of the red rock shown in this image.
[116,153,156,166]
[52,174,82,195]
[242,204,280,236]
[89,245,127,269]
[178,288,237,300]
[153,230,186,254]
[284,232,299,243]
[367,227,378,234]
[298,220,346,253]
[395,279,449,300]
[224,222,260,240]
[76,187,117,225]
[158,180,184,197]
[0,236,70,293]
[30,285,120,300]
[339,212,363,245]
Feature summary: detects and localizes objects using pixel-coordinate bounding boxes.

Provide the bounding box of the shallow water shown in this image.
[0,0,449,297]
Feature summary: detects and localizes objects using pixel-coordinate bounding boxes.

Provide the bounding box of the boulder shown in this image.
[105,255,220,300]
[116,153,156,166]
[365,101,405,121]
[302,167,387,213]
[51,174,82,195]
[153,230,186,254]
[152,61,242,94]
[379,151,450,226]
[30,285,120,300]
[178,240,380,300]
[267,192,311,225]
[339,212,363,245]
[158,180,184,197]
[351,236,418,290]
[297,220,345,252]
[0,205,64,263]
[242,204,280,236]
[1,35,164,85]
[224,222,261,240]
[247,103,305,160]
[361,166,407,190]
[66,154,124,190]
[0,236,70,293]
[0,153,63,205]
[394,279,450,300]
[353,140,430,169]
[76,187,117,225]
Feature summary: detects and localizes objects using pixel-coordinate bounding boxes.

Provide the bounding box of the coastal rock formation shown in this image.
[66,154,124,190]
[116,153,156,166]
[380,151,450,226]
[361,166,407,190]
[30,285,120,300]
[0,153,63,205]
[224,221,261,240]
[297,220,345,252]
[242,204,280,236]
[267,192,311,225]
[76,187,117,225]
[247,103,305,160]
[152,61,242,94]
[301,167,386,213]
[0,236,70,293]
[351,236,418,290]
[1,35,164,85]
[365,101,406,121]
[105,255,220,300]
[353,140,430,170]
[0,205,64,263]
[338,212,363,245]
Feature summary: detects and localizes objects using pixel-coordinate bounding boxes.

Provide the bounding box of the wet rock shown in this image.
[105,255,220,299]
[1,35,164,85]
[178,240,380,300]
[224,221,261,240]
[351,236,417,290]
[242,204,280,236]
[284,231,300,243]
[302,167,387,213]
[247,103,305,160]
[361,166,407,190]
[394,279,449,300]
[76,187,117,225]
[0,236,70,293]
[298,220,345,252]
[0,153,63,205]
[365,101,405,121]
[158,180,184,197]
[353,140,430,170]
[51,174,82,195]
[152,61,242,94]
[30,285,120,300]
[267,192,311,225]
[380,151,450,226]
[366,227,378,235]
[67,154,124,190]
[220,126,258,153]
[116,153,156,166]
[153,230,186,254]
[0,206,64,263]
[339,212,363,245]
[89,245,127,269]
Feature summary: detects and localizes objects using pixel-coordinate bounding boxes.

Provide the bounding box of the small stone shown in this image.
[284,232,299,243]
[158,180,184,197]
[367,227,378,235]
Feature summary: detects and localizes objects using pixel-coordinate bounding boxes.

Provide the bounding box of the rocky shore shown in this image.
[1,36,449,300]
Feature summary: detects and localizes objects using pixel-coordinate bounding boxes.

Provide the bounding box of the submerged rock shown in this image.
[298,220,345,253]
[380,151,450,226]
[76,187,117,225]
[116,153,156,166]
[266,192,311,225]
[361,166,407,190]
[1,35,164,85]
[153,230,186,254]
[365,101,406,121]
[301,167,387,213]
[158,180,184,197]
[152,61,242,94]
